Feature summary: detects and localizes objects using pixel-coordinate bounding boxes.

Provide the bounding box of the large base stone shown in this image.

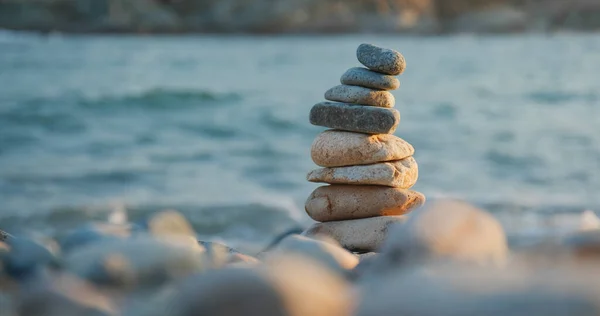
[305,185,425,222]
[303,216,408,252]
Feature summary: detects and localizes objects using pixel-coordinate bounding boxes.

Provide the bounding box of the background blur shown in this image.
[1,0,599,252]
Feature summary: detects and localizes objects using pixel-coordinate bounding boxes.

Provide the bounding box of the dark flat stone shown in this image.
[309,102,400,134]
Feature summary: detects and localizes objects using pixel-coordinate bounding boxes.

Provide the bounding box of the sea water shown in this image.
[1,31,600,250]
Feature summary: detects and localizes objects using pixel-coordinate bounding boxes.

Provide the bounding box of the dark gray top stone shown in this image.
[309,102,400,134]
[341,67,400,91]
[357,44,406,75]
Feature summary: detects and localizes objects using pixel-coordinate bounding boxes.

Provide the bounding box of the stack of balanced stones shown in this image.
[303,43,426,253]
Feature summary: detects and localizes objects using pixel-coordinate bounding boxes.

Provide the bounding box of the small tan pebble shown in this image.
[307,156,418,188]
[325,85,395,108]
[303,216,408,252]
[311,130,414,167]
[305,185,425,222]
[147,209,196,238]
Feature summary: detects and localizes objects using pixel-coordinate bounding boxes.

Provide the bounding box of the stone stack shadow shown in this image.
[303,44,425,253]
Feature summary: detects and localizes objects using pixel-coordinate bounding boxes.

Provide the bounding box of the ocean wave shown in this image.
[526,91,598,105]
[0,200,304,253]
[78,88,242,110]
[0,29,44,43]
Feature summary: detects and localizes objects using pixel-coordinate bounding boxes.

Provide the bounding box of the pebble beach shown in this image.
[2,33,600,315]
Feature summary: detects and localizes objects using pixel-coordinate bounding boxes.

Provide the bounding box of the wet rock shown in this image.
[2,237,59,279]
[264,234,358,273]
[377,199,508,267]
[311,130,414,167]
[340,67,400,90]
[17,273,118,316]
[64,236,204,290]
[357,43,406,75]
[198,240,259,267]
[309,102,400,134]
[0,230,11,242]
[324,85,395,108]
[307,157,418,188]
[351,252,379,280]
[59,222,135,253]
[305,185,425,222]
[304,216,407,252]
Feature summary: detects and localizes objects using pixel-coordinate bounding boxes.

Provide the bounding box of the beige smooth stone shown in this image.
[311,130,414,167]
[303,216,408,252]
[307,157,418,188]
[305,185,425,222]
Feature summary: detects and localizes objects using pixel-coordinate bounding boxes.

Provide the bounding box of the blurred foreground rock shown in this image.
[356,262,600,316]
[142,255,353,316]
[4,204,600,315]
[1,0,599,33]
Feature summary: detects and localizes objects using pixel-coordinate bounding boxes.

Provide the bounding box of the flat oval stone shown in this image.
[341,67,400,90]
[305,185,425,222]
[311,130,414,167]
[357,43,406,75]
[307,157,418,188]
[309,102,400,135]
[325,85,395,108]
[303,216,408,252]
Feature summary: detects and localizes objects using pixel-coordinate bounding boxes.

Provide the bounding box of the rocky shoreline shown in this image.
[1,0,600,34]
[2,200,600,315]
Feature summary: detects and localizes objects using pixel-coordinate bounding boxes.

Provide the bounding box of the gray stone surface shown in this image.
[377,199,508,267]
[264,234,359,273]
[309,102,400,134]
[357,43,406,75]
[303,216,407,252]
[324,85,395,108]
[341,67,400,90]
[17,273,118,316]
[311,130,414,167]
[305,185,425,222]
[357,264,600,316]
[307,157,418,188]
[2,237,58,279]
[59,223,135,253]
[65,236,205,290]
[152,257,352,316]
